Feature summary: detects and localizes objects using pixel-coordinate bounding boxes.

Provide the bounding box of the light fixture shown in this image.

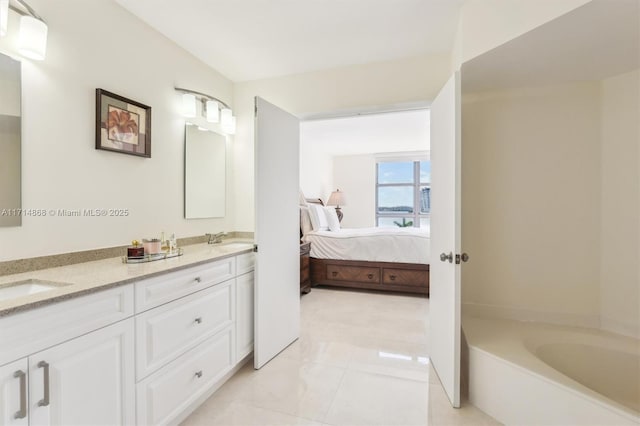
[182,93,197,118]
[0,0,8,37]
[175,87,235,134]
[327,189,346,222]
[4,0,48,60]
[205,100,219,123]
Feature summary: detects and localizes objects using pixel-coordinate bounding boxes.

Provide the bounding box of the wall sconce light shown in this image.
[182,93,197,118]
[175,87,235,135]
[2,0,48,60]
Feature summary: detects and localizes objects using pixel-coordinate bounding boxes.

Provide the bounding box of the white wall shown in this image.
[452,0,590,68]
[233,54,451,231]
[600,69,640,338]
[299,143,333,202]
[332,155,376,228]
[0,0,234,261]
[462,82,602,324]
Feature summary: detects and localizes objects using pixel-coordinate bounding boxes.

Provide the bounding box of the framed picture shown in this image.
[95,89,151,158]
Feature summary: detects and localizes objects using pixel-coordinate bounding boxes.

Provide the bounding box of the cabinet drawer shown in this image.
[382,268,429,287]
[0,285,133,366]
[236,252,255,275]
[326,265,379,283]
[136,328,234,426]
[135,281,234,380]
[135,257,236,312]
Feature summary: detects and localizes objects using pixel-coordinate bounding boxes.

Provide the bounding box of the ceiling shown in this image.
[301,109,430,157]
[462,0,640,92]
[114,0,464,82]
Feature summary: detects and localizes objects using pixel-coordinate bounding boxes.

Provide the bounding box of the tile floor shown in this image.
[182,288,500,426]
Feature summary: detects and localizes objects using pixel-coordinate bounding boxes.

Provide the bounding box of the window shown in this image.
[376,160,430,229]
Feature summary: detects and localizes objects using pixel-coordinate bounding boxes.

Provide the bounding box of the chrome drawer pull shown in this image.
[195,370,203,378]
[194,277,201,283]
[13,370,26,419]
[194,317,203,324]
[37,361,50,407]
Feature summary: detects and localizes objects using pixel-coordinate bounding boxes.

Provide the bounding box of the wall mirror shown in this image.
[0,52,21,227]
[184,125,226,218]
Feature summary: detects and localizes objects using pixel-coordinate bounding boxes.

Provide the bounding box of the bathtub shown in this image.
[464,316,640,425]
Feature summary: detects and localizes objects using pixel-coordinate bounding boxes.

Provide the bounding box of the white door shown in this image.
[0,358,28,426]
[236,271,255,360]
[254,96,300,369]
[29,319,135,426]
[429,72,462,407]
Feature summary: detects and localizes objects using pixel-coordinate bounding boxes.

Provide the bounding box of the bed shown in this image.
[301,198,430,295]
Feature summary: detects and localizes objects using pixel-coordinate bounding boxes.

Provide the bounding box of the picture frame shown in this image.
[95,88,151,158]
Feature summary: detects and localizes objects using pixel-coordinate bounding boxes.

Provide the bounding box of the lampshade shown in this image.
[182,93,197,118]
[18,15,48,60]
[327,189,346,207]
[0,0,8,38]
[221,108,235,134]
[205,100,219,123]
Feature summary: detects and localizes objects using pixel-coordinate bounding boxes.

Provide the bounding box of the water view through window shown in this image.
[376,160,430,229]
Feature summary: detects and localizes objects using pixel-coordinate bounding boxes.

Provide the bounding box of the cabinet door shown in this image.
[29,319,135,426]
[236,272,254,361]
[0,358,28,426]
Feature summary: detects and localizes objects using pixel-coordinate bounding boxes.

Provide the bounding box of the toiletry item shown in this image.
[143,238,162,254]
[161,231,170,252]
[170,233,177,252]
[127,240,144,257]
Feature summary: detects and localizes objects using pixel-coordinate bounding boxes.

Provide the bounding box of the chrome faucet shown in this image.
[206,232,226,244]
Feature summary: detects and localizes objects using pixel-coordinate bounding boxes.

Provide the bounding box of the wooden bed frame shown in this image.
[304,198,429,296]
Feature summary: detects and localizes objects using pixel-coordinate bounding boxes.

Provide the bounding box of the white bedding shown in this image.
[301,227,430,264]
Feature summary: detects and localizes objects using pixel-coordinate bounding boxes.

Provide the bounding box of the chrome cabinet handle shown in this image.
[194,277,201,283]
[194,317,203,324]
[440,252,453,263]
[195,370,203,378]
[13,370,26,419]
[37,361,50,407]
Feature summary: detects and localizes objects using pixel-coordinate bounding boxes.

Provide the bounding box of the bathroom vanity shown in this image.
[0,242,254,426]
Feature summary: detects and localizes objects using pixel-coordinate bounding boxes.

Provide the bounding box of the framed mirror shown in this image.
[184,125,226,218]
[0,53,21,227]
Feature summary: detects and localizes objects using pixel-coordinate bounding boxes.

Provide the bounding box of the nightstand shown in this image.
[300,242,311,294]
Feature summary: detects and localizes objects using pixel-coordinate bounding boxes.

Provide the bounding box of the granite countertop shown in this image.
[0,239,254,317]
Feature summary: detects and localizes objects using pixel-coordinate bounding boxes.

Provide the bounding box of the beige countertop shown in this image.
[0,240,254,317]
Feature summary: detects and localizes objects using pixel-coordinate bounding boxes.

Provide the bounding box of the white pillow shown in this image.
[308,204,329,231]
[324,207,341,231]
[300,206,313,235]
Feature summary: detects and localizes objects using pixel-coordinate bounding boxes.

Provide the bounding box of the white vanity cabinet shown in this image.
[0,286,136,426]
[0,359,28,426]
[135,251,255,426]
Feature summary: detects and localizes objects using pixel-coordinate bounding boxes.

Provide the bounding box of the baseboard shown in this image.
[462,302,600,329]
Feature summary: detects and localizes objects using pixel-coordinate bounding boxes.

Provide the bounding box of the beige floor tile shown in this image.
[211,355,346,422]
[182,400,323,426]
[324,369,429,426]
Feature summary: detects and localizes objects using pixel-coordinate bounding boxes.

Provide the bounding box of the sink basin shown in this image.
[0,279,70,302]
[218,243,253,251]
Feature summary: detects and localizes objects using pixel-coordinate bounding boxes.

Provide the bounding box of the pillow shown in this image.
[300,206,313,235]
[308,204,329,231]
[324,207,341,231]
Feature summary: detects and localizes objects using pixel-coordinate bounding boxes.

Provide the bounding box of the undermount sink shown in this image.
[0,279,70,302]
[220,243,253,249]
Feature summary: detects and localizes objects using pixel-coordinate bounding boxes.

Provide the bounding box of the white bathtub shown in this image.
[464,317,640,425]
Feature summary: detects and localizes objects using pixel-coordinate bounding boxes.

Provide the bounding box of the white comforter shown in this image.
[301,227,430,264]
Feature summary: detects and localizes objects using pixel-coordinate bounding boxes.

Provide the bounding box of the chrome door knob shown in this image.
[461,253,469,262]
[440,252,453,263]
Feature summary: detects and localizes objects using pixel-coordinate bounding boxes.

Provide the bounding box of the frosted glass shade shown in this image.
[0,0,8,37]
[220,108,232,126]
[221,113,235,135]
[18,16,48,60]
[206,100,219,123]
[182,93,197,118]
